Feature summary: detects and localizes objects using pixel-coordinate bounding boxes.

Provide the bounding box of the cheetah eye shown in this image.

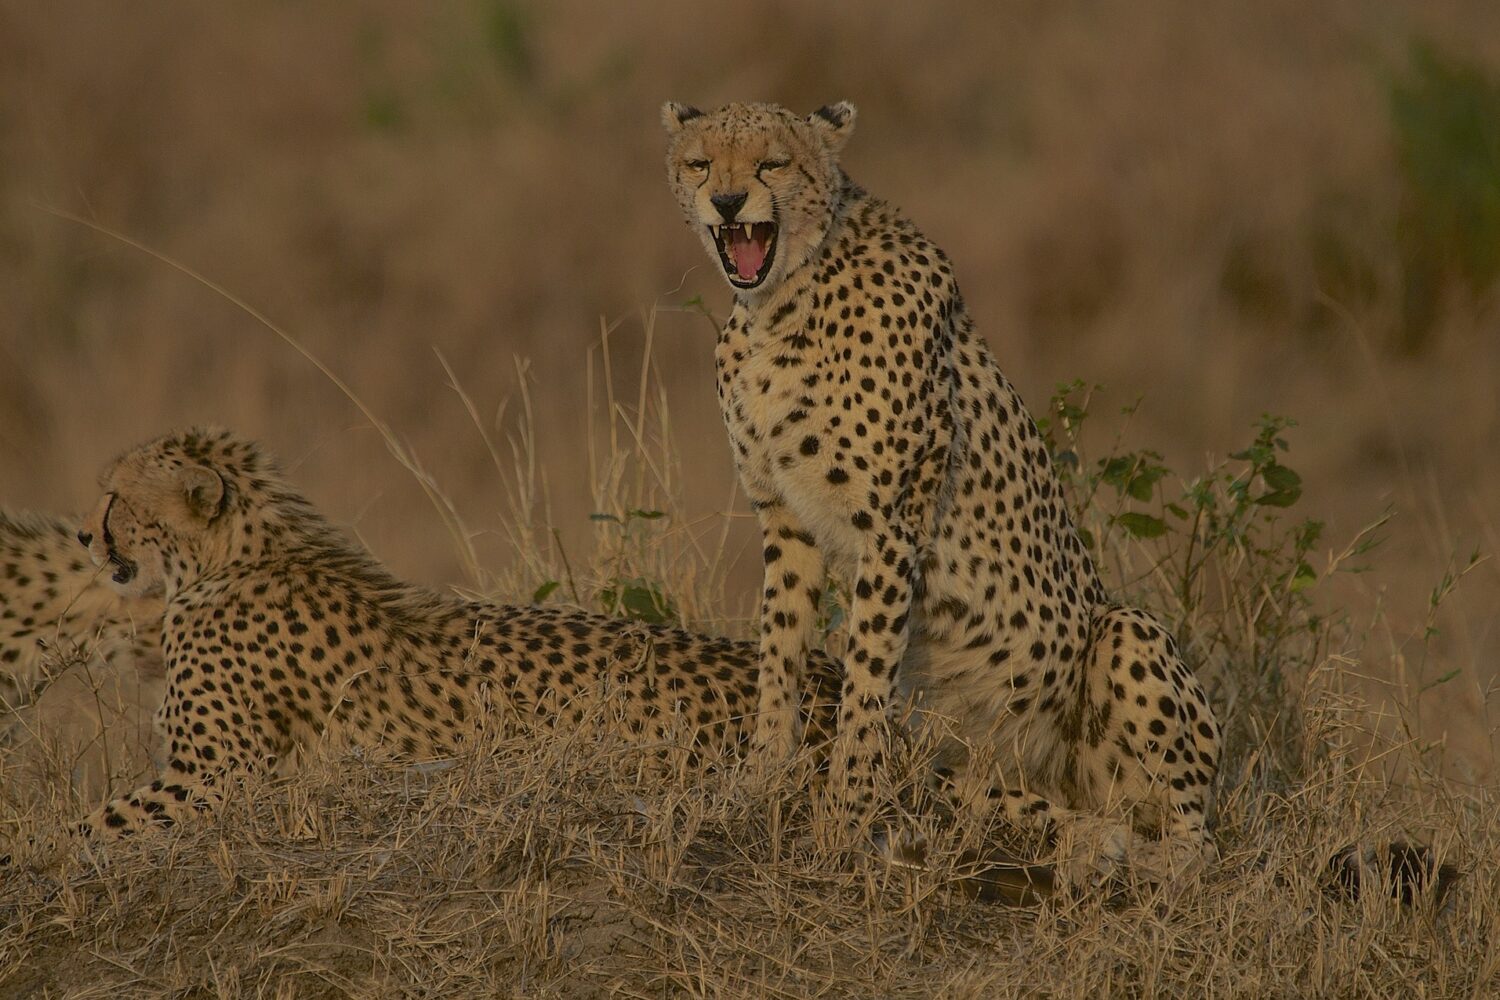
[686,159,710,172]
[758,159,789,174]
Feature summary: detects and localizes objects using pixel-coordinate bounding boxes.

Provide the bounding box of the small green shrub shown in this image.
[532,508,680,625]
[1038,382,1363,786]
[1390,40,1500,349]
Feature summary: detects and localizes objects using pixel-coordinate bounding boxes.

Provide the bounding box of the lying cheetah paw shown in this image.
[1054,815,1131,893]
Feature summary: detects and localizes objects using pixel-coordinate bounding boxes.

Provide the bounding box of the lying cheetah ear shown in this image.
[807,101,857,152]
[661,101,704,134]
[177,464,226,522]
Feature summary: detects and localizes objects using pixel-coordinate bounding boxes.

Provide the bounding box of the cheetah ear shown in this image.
[807,101,857,152]
[661,101,704,134]
[177,464,226,523]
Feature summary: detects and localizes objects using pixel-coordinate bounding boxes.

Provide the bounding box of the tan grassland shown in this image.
[1,2,1497,996]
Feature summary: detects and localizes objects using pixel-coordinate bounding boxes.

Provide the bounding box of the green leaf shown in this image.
[1262,463,1302,492]
[1077,526,1096,550]
[1114,512,1168,539]
[1255,489,1301,508]
[626,508,666,521]
[532,580,560,602]
[1289,562,1317,593]
[599,577,677,625]
[1101,456,1136,485]
[1420,668,1461,693]
[1127,466,1166,502]
[588,512,620,523]
[1294,519,1326,551]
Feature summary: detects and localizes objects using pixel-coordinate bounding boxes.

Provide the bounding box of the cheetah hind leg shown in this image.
[1075,605,1221,882]
[928,764,1132,894]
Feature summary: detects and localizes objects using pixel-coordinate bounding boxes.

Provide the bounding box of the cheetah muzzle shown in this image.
[106,549,137,585]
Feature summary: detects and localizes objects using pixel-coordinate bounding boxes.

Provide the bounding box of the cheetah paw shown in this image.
[1128,836,1215,889]
[748,717,802,764]
[1054,815,1131,893]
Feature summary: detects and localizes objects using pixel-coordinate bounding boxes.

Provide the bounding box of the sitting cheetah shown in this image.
[67,427,840,839]
[662,101,1220,869]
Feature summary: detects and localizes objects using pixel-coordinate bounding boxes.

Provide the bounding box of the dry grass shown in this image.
[3,317,1496,997]
[0,652,162,818]
[2,3,1498,995]
[0,673,1493,997]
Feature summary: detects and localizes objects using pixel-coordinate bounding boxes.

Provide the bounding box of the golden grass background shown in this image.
[4,0,1496,775]
[2,3,1499,993]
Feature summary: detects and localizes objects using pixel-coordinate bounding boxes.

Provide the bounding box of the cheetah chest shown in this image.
[716,307,864,568]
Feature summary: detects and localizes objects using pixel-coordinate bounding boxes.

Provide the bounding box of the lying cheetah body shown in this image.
[663,101,1219,861]
[73,428,837,838]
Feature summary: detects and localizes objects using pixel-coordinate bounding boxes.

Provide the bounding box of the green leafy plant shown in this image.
[588,508,679,625]
[1389,40,1500,349]
[1037,382,1367,784]
[528,509,679,625]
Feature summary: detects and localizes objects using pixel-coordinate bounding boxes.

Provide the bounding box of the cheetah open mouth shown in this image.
[710,221,777,288]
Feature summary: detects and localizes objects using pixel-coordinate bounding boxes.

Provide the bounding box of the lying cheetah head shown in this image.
[80,427,281,599]
[662,100,856,295]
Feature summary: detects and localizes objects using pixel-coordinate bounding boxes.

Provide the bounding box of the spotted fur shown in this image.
[1,509,161,716]
[663,101,1220,866]
[72,427,839,838]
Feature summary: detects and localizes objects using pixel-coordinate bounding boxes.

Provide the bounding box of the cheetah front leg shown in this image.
[829,517,920,824]
[77,682,281,840]
[748,498,827,761]
[827,395,951,825]
[77,760,236,839]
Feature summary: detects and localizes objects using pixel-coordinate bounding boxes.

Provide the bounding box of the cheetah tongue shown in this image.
[726,224,769,280]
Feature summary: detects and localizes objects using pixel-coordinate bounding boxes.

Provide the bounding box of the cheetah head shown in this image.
[80,427,261,599]
[662,100,856,296]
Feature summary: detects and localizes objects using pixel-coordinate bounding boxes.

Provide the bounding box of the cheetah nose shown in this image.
[77,530,93,548]
[711,191,748,223]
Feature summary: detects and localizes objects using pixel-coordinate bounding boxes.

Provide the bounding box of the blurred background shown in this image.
[1,1,1496,779]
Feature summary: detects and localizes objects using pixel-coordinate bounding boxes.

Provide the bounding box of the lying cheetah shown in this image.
[69,427,840,838]
[663,101,1219,868]
[1,509,162,714]
[0,511,165,803]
